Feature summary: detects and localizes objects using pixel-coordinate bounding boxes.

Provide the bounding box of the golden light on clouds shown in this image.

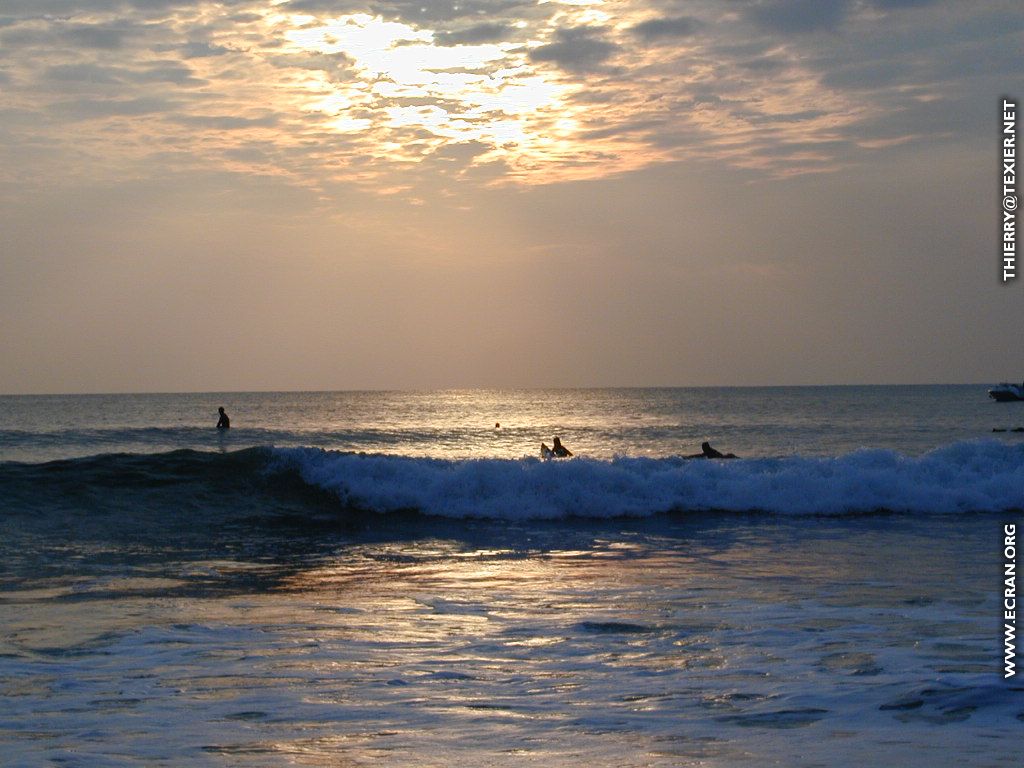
[272,8,661,186]
[0,0,1015,396]
[0,0,992,199]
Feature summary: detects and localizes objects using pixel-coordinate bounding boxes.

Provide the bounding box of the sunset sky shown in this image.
[1,0,1021,393]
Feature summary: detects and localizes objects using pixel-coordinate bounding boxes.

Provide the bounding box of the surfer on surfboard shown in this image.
[541,436,573,459]
[686,441,736,459]
[216,407,230,429]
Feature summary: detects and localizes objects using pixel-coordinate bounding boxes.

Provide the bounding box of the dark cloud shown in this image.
[43,61,201,87]
[51,96,174,120]
[63,24,128,49]
[567,88,621,106]
[132,63,202,85]
[930,38,1022,80]
[283,0,534,25]
[279,0,363,12]
[43,63,123,85]
[747,109,829,125]
[736,56,789,73]
[0,1,120,13]
[377,95,467,111]
[128,0,260,11]
[840,88,989,152]
[631,16,699,42]
[870,0,940,8]
[820,59,909,90]
[434,23,513,46]
[529,27,617,74]
[580,118,666,141]
[0,18,155,52]
[173,114,280,129]
[225,12,264,24]
[0,0,251,24]
[181,41,232,58]
[0,28,54,49]
[382,0,537,23]
[127,0,207,8]
[745,0,852,34]
[430,140,490,162]
[752,138,851,157]
[268,51,356,82]
[679,93,728,109]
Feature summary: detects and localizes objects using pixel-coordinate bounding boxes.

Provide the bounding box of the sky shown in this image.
[0,0,1021,393]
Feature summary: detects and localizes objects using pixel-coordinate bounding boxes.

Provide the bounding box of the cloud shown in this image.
[433,22,513,46]
[0,17,155,53]
[870,0,940,8]
[0,0,1017,194]
[820,59,909,90]
[529,27,617,73]
[173,114,280,129]
[267,51,356,82]
[62,24,129,49]
[736,55,789,73]
[279,0,364,12]
[284,0,535,25]
[180,41,233,58]
[430,139,491,162]
[131,63,203,85]
[0,1,121,13]
[127,0,209,8]
[745,0,853,34]
[43,63,123,85]
[43,61,201,87]
[631,16,699,42]
[51,96,175,121]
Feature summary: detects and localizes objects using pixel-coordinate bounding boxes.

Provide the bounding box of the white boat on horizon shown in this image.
[988,381,1024,402]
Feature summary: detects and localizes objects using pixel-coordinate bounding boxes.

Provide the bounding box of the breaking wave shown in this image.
[2,440,1021,521]
[272,440,1024,518]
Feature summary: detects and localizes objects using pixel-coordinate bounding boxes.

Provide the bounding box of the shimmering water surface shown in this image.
[0,387,1021,765]
[1,384,1021,463]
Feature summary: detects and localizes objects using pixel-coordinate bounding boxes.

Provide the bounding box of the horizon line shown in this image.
[0,382,1000,398]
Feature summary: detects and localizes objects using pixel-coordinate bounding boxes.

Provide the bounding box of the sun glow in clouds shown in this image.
[281,13,587,179]
[0,0,966,196]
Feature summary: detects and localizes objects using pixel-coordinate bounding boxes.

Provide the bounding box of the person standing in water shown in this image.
[216,407,230,429]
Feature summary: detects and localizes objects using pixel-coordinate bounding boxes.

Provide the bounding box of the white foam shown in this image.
[270,440,1024,518]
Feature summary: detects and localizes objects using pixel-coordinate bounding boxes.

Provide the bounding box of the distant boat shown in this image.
[988,382,1024,401]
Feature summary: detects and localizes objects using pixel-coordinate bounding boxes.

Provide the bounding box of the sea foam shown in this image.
[270,440,1024,518]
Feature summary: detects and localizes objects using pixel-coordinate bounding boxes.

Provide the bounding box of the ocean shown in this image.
[0,386,1021,766]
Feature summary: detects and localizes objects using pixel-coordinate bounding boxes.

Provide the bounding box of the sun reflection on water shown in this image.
[3,516,1007,765]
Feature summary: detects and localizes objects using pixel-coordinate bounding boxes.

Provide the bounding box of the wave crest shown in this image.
[269,440,1024,518]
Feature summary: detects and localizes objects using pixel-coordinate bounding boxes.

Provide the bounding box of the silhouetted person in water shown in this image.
[687,441,737,459]
[540,437,573,459]
[216,407,230,429]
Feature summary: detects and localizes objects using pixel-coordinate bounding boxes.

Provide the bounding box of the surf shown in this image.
[271,440,1024,518]
[6,440,1020,522]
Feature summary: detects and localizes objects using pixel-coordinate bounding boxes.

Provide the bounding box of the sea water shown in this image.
[0,387,1021,766]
